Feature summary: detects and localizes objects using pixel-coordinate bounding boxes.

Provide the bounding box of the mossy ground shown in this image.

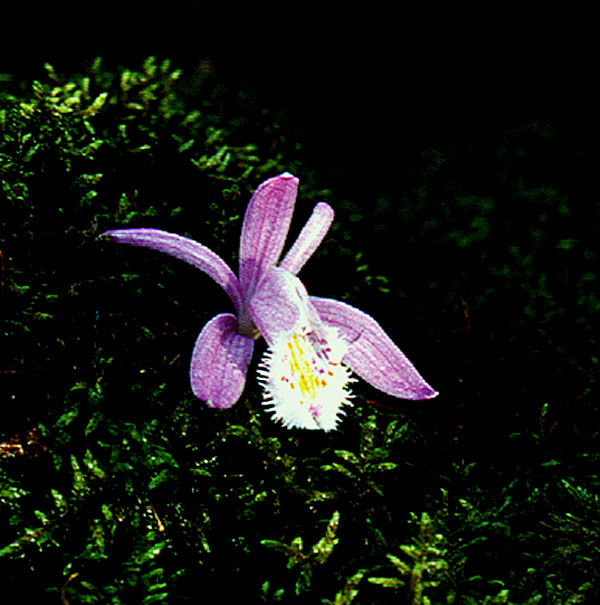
[1,58,598,603]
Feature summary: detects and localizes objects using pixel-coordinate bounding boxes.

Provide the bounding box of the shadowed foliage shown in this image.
[1,57,599,603]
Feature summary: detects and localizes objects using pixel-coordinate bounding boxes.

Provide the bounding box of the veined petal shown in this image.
[279,202,334,275]
[190,313,254,408]
[239,173,298,300]
[103,229,244,315]
[250,268,354,431]
[310,297,438,400]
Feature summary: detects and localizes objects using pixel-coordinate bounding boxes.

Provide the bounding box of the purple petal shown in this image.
[279,202,334,275]
[190,313,255,408]
[103,229,243,315]
[310,297,438,400]
[238,173,298,300]
[248,268,321,346]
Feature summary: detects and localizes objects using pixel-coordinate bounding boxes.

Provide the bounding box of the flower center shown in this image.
[237,312,261,340]
[258,326,354,431]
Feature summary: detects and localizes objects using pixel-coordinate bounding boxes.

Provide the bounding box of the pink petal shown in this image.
[190,313,255,408]
[310,297,438,400]
[279,202,335,275]
[247,268,322,346]
[103,229,243,315]
[238,173,298,300]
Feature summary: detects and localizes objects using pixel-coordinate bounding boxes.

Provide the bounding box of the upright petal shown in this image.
[190,313,255,408]
[279,202,334,275]
[239,173,298,300]
[310,297,438,400]
[103,229,243,315]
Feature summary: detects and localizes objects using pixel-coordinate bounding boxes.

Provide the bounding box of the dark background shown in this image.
[3,3,600,601]
[3,2,595,197]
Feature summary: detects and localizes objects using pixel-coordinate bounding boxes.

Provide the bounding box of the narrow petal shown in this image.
[247,267,321,346]
[190,313,254,408]
[102,229,243,315]
[310,297,438,400]
[238,173,298,300]
[279,202,334,275]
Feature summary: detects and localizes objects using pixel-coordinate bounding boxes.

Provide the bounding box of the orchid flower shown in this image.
[102,173,437,431]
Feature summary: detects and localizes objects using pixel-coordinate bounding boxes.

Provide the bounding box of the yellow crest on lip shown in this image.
[258,325,354,431]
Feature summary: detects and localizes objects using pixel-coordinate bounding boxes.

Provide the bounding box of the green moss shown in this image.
[1,58,599,604]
